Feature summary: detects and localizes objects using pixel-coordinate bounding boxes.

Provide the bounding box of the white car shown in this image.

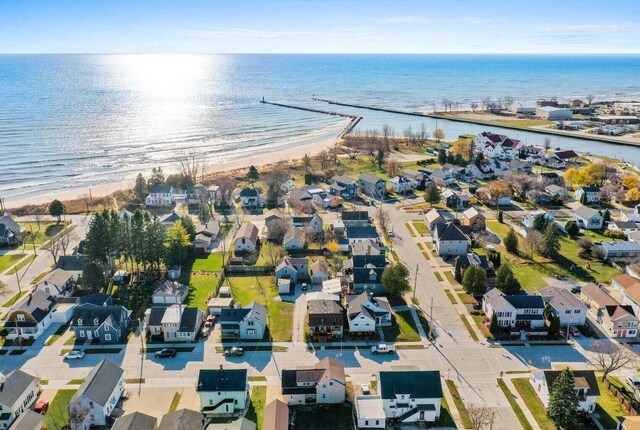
[64,350,85,360]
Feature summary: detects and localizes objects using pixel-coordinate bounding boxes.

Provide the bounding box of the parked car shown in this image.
[154,348,177,358]
[201,327,211,337]
[64,350,85,360]
[571,286,582,294]
[371,344,395,355]
[223,347,244,357]
[34,400,49,414]
[205,315,216,327]
[626,375,640,389]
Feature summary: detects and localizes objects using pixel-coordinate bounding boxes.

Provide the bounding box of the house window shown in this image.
[79,331,85,338]
[94,330,99,338]
[77,318,83,326]
[105,334,111,341]
[93,318,99,325]
[247,320,254,326]
[16,314,25,322]
[574,309,580,313]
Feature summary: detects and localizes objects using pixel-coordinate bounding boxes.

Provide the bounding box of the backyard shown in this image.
[19,221,66,245]
[43,389,76,430]
[382,309,421,342]
[226,275,294,342]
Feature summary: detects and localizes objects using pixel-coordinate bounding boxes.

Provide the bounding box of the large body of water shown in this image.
[2,54,640,203]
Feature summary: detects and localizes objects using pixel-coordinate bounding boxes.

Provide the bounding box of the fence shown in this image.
[224,266,275,276]
[604,378,640,415]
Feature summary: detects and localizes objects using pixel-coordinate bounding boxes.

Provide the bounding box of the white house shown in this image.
[32,268,74,299]
[152,280,189,304]
[292,214,323,234]
[219,302,267,341]
[233,223,259,253]
[355,396,386,429]
[482,289,545,333]
[608,221,640,234]
[522,210,555,229]
[281,358,346,405]
[575,186,601,204]
[536,106,573,121]
[540,287,588,327]
[529,370,599,413]
[0,370,41,430]
[145,306,203,343]
[432,223,469,256]
[575,205,604,230]
[69,360,125,430]
[197,369,248,418]
[389,176,413,194]
[424,209,446,231]
[346,293,392,334]
[379,371,443,423]
[145,184,174,206]
[310,260,330,284]
[283,226,305,251]
[239,188,260,208]
[596,241,640,260]
[3,291,56,340]
[275,256,309,285]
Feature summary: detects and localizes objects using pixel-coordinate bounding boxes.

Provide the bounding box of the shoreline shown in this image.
[6,129,344,210]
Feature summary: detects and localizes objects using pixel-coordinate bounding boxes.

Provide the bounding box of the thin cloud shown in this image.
[179,26,371,40]
[539,23,632,36]
[374,16,481,25]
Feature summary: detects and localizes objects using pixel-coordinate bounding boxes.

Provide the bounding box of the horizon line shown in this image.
[2,52,640,56]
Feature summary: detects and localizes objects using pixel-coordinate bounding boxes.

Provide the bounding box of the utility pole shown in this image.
[14,270,21,294]
[412,263,418,302]
[429,297,434,339]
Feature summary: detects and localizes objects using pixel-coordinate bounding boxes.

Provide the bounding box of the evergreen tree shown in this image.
[462,266,487,296]
[602,209,611,222]
[181,216,196,239]
[580,192,587,205]
[532,214,549,232]
[134,173,148,200]
[82,262,105,291]
[85,210,110,265]
[48,199,66,223]
[148,167,165,187]
[495,265,521,294]
[424,182,440,204]
[475,152,484,163]
[565,220,580,237]
[165,221,192,266]
[247,165,260,185]
[446,152,455,164]
[454,153,465,165]
[490,311,499,334]
[497,210,503,223]
[504,228,519,254]
[543,223,561,259]
[454,257,463,282]
[437,148,447,165]
[547,369,580,429]
[144,217,166,270]
[547,315,560,339]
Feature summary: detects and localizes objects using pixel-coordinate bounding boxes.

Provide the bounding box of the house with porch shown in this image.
[581,283,639,339]
[0,370,41,430]
[346,293,392,334]
[239,188,260,208]
[482,289,545,334]
[219,302,267,340]
[69,303,131,344]
[379,371,443,424]
[31,268,75,299]
[3,291,56,340]
[145,184,175,206]
[540,287,588,327]
[307,299,344,340]
[233,223,259,253]
[530,370,599,413]
[281,358,346,405]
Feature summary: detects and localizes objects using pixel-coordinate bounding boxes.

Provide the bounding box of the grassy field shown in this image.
[0,253,26,273]
[472,314,492,340]
[497,379,534,430]
[446,379,473,429]
[2,291,27,307]
[5,254,36,275]
[191,251,224,272]
[596,378,627,429]
[512,378,556,430]
[382,309,421,342]
[434,271,444,282]
[246,386,266,430]
[19,221,65,245]
[43,389,76,430]
[227,276,294,342]
[460,315,479,342]
[185,274,218,311]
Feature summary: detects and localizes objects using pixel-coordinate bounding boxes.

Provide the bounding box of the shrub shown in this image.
[604,229,627,240]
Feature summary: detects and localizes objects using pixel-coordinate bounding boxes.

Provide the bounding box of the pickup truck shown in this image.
[371,344,395,355]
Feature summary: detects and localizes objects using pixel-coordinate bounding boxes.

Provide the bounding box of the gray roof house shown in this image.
[0,370,41,430]
[341,211,370,227]
[347,293,392,333]
[283,226,305,251]
[275,256,309,285]
[358,173,387,200]
[596,241,640,260]
[331,175,358,199]
[379,371,443,423]
[220,302,267,340]
[112,412,158,430]
[4,291,57,340]
[159,409,206,430]
[32,268,75,299]
[8,409,43,430]
[540,287,588,326]
[482,289,545,333]
[346,255,387,294]
[70,303,131,344]
[0,213,23,245]
[574,205,604,230]
[308,300,344,340]
[69,359,125,429]
[153,280,189,304]
[433,223,469,256]
[55,255,88,281]
[146,305,203,342]
[233,223,259,253]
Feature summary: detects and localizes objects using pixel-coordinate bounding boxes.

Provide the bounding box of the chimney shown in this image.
[219,364,223,370]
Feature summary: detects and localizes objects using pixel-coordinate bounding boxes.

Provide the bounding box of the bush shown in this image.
[604,229,627,240]
[576,238,593,259]
[591,246,607,261]
[565,220,580,237]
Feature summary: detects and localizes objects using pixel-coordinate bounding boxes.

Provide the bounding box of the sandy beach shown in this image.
[6,128,345,209]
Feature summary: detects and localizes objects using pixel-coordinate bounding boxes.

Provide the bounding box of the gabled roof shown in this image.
[237,223,259,243]
[9,409,43,430]
[463,207,483,220]
[179,307,202,332]
[196,220,220,237]
[358,173,386,184]
[56,255,88,272]
[310,260,329,276]
[159,409,205,430]
[36,268,73,287]
[263,400,289,430]
[341,211,370,222]
[542,370,600,397]
[380,371,442,400]
[220,301,266,326]
[352,255,386,268]
[605,305,637,321]
[0,213,21,233]
[307,299,343,316]
[351,240,382,256]
[149,184,173,194]
[197,369,247,392]
[79,292,112,306]
[0,370,38,407]
[71,303,129,328]
[582,283,620,307]
[347,293,391,320]
[281,358,346,394]
[505,294,545,310]
[554,150,579,160]
[239,188,258,197]
[577,186,601,193]
[575,205,601,220]
[332,175,357,185]
[8,291,56,324]
[112,412,157,430]
[425,208,444,224]
[160,212,182,225]
[613,274,640,290]
[434,223,468,242]
[283,226,305,244]
[346,226,378,239]
[73,359,124,405]
[154,280,188,297]
[540,287,587,312]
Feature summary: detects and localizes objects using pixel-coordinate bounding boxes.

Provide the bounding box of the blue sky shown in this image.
[1,0,639,54]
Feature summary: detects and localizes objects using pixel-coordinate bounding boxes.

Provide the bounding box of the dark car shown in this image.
[571,286,582,294]
[154,348,177,358]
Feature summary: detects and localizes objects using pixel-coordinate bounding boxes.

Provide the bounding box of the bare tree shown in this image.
[266,219,289,245]
[263,243,284,266]
[68,401,90,430]
[470,102,478,112]
[387,159,400,177]
[59,228,72,256]
[178,150,207,183]
[485,180,512,210]
[592,341,637,381]
[543,137,552,150]
[0,279,8,299]
[433,128,445,142]
[264,168,290,207]
[342,138,363,160]
[214,177,237,210]
[467,404,495,430]
[381,124,392,148]
[44,231,62,265]
[33,213,44,232]
[316,150,332,171]
[505,172,537,200]
[586,94,595,106]
[503,96,515,111]
[417,123,429,146]
[375,207,391,233]
[522,230,545,260]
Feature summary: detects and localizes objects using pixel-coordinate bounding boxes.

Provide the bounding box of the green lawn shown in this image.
[412,221,429,235]
[246,386,266,430]
[2,291,27,308]
[444,271,459,285]
[19,221,64,245]
[191,252,224,272]
[0,253,26,273]
[382,309,421,342]
[434,271,444,282]
[227,276,294,341]
[169,391,182,412]
[446,379,473,429]
[185,274,218,311]
[5,254,36,275]
[596,379,627,429]
[486,220,512,238]
[44,389,76,430]
[472,314,493,340]
[497,379,534,430]
[512,378,556,430]
[511,265,551,291]
[460,314,479,342]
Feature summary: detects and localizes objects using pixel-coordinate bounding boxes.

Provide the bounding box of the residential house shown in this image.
[346,293,392,334]
[275,256,309,285]
[341,211,370,227]
[442,189,470,210]
[307,299,344,340]
[292,213,323,234]
[379,371,443,423]
[596,241,640,260]
[612,274,640,295]
[194,220,221,253]
[330,175,357,199]
[461,207,485,232]
[608,221,640,234]
[351,240,383,256]
[389,176,413,194]
[310,260,330,284]
[424,209,446,231]
[345,226,378,248]
[537,107,573,120]
[538,171,563,185]
[8,410,43,430]
[79,292,113,306]
[233,223,259,253]
[355,396,386,429]
[159,212,182,228]
[56,255,88,282]
[152,280,189,304]
[401,169,426,189]
[522,210,555,229]
[112,412,157,430]
[264,209,286,229]
[526,189,552,206]
[197,369,248,418]
[432,223,469,256]
[581,283,639,338]
[530,370,599,413]
[263,400,289,430]
[207,297,234,317]
[455,253,495,286]
[69,360,125,430]
[545,184,569,201]
[281,358,346,405]
[620,281,640,322]
[468,162,496,181]
[358,173,387,200]
[575,186,601,204]
[482,289,545,333]
[3,291,56,340]
[0,213,24,246]
[239,188,259,208]
[145,184,175,206]
[476,186,511,207]
[70,303,131,344]
[146,305,203,342]
[185,184,209,205]
[283,226,305,251]
[552,149,579,162]
[158,409,206,430]
[0,370,40,430]
[520,145,546,159]
[220,302,267,340]
[574,205,604,230]
[540,287,588,326]
[345,255,387,293]
[429,168,456,186]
